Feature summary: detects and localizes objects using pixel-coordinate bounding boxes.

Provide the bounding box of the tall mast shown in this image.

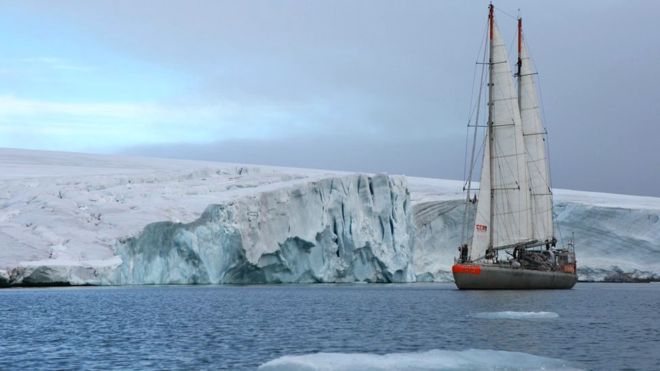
[517,16,522,113]
[470,3,531,260]
[487,3,494,250]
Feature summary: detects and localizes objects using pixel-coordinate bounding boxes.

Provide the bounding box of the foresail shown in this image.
[470,134,491,261]
[488,22,532,248]
[519,40,554,243]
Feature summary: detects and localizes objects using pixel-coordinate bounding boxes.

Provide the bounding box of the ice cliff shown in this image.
[2,149,659,286]
[115,174,415,284]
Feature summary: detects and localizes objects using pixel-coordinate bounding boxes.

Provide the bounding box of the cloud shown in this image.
[3,1,660,196]
[21,57,95,72]
[0,95,336,151]
[0,95,155,118]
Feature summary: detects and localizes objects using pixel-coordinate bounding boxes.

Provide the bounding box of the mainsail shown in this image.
[470,6,532,260]
[518,20,555,244]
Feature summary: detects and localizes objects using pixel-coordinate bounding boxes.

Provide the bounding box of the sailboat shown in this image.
[452,4,577,289]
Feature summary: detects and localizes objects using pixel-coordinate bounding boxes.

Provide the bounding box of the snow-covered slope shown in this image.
[0,149,414,285]
[1,149,659,285]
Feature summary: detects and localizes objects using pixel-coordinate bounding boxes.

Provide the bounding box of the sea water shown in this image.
[1,283,658,370]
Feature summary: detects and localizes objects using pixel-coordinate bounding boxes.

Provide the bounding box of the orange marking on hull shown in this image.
[452,264,481,275]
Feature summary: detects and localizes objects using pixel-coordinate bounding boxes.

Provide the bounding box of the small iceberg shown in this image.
[472,311,559,320]
[259,348,580,370]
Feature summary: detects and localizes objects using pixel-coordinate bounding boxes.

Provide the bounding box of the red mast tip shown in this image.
[517,16,522,75]
[488,4,494,41]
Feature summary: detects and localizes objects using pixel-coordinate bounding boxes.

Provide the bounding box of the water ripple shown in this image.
[472,311,559,320]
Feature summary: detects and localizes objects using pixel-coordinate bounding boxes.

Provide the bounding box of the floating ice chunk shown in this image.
[472,311,559,320]
[259,349,580,371]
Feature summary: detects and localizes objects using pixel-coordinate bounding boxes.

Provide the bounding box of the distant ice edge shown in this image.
[5,173,660,286]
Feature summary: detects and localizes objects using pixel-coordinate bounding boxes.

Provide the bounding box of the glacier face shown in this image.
[554,202,660,281]
[412,199,467,282]
[115,174,415,284]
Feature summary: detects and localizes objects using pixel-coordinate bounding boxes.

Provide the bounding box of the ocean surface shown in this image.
[1,283,659,370]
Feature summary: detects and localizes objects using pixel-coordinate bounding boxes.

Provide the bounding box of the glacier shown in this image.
[1,148,659,286]
[115,174,415,284]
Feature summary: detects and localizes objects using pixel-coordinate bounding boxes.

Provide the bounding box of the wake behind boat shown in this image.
[452,5,576,290]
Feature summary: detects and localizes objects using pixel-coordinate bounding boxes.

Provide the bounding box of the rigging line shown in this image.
[524,143,551,196]
[463,18,489,185]
[492,135,529,246]
[465,128,488,191]
[495,6,518,20]
[467,47,489,187]
[520,40,554,240]
[491,125,523,192]
[475,130,487,173]
[462,34,489,244]
[507,31,517,67]
[463,125,469,182]
[466,18,490,124]
[519,123,550,190]
[532,53,561,241]
[556,199,564,246]
[466,132,487,199]
[494,160,518,247]
[545,128,562,242]
[536,74,552,183]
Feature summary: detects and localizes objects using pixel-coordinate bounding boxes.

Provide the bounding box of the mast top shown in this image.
[489,4,494,41]
[517,16,522,76]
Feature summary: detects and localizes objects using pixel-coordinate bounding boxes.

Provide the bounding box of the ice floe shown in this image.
[259,348,580,370]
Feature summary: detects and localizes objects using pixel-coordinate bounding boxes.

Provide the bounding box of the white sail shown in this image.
[519,38,554,244]
[471,19,532,258]
[470,133,491,260]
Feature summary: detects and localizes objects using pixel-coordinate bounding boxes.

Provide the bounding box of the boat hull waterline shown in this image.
[452,264,577,290]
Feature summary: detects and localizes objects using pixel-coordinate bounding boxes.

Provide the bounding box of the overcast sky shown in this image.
[1,1,658,196]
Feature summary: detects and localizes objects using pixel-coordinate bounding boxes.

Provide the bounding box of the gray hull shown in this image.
[452,264,577,290]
